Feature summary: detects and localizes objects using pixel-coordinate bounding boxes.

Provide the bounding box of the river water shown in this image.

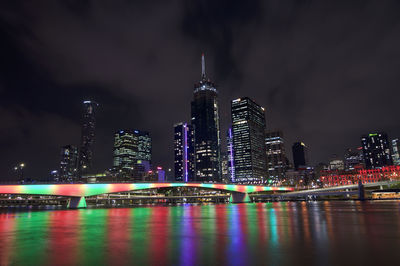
[0,201,400,266]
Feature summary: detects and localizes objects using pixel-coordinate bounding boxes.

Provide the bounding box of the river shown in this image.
[0,201,400,265]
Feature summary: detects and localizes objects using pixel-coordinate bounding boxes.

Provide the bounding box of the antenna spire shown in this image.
[201,53,205,79]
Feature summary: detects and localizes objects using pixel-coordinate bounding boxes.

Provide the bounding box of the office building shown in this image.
[329,155,345,171]
[391,139,400,166]
[292,142,308,170]
[78,100,98,176]
[113,130,136,176]
[59,145,78,181]
[137,131,152,163]
[221,152,230,183]
[265,131,289,182]
[231,97,267,183]
[174,122,195,182]
[361,133,392,169]
[191,54,221,182]
[113,129,152,180]
[227,127,235,182]
[344,148,364,170]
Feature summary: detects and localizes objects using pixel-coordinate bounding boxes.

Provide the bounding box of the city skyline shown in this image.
[2,2,400,266]
[2,1,400,179]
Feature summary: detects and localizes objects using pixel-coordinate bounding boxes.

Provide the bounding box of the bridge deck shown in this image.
[0,183,293,197]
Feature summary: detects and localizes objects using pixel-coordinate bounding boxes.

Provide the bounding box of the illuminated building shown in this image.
[265,131,289,183]
[113,129,152,180]
[329,155,345,171]
[285,167,315,187]
[113,130,136,176]
[320,165,400,186]
[221,153,229,183]
[344,148,364,170]
[191,53,221,182]
[78,100,99,176]
[50,170,59,182]
[59,145,78,181]
[156,166,166,182]
[391,139,400,166]
[292,142,309,170]
[227,127,235,182]
[231,97,267,184]
[137,131,152,162]
[174,122,195,182]
[361,133,392,169]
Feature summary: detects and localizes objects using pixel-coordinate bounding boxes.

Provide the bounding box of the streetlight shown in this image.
[14,163,25,182]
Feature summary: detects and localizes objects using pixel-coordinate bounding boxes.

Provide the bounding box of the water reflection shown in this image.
[1,201,400,265]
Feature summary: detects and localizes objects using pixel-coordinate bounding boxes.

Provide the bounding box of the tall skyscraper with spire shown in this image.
[191,54,221,182]
[78,100,99,176]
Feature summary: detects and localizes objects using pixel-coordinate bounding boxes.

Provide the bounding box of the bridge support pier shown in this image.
[229,192,251,203]
[67,196,87,209]
[358,181,365,201]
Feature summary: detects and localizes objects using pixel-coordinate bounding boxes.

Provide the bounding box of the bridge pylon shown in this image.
[358,181,365,201]
[67,196,87,209]
[229,192,251,203]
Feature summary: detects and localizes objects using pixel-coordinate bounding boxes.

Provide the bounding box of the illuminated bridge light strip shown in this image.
[0,183,294,197]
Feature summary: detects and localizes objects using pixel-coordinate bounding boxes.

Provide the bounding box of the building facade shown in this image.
[113,130,137,176]
[344,148,364,170]
[220,152,229,183]
[292,142,308,170]
[231,97,267,183]
[113,129,152,180]
[227,127,235,183]
[320,166,400,186]
[265,131,289,183]
[191,54,221,182]
[329,158,345,171]
[78,100,98,176]
[361,133,392,169]
[391,139,400,166]
[59,145,78,181]
[174,122,195,182]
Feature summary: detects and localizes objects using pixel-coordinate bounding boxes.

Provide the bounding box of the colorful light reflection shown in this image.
[1,202,400,265]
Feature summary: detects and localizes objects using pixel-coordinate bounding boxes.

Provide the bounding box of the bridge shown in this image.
[253,180,400,201]
[0,182,294,208]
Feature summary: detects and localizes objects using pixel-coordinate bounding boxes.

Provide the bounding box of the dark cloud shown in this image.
[1,0,400,179]
[182,0,264,81]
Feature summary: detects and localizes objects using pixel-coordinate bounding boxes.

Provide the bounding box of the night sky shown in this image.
[1,0,400,180]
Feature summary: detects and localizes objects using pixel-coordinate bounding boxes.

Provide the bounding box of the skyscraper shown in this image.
[191,54,221,182]
[113,130,136,177]
[174,122,195,182]
[292,142,308,170]
[59,145,78,182]
[78,100,98,176]
[361,133,392,169]
[265,131,289,182]
[231,97,267,184]
[113,129,152,180]
[391,139,400,166]
[137,131,152,164]
[227,127,235,183]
